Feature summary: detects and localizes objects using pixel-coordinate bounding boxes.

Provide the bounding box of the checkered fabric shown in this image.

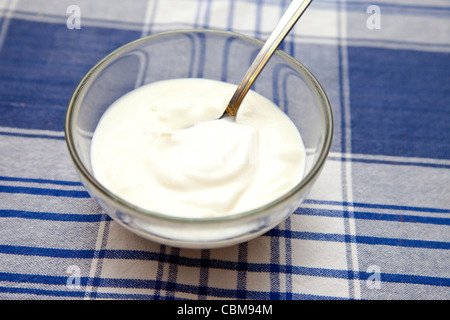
[0,0,449,300]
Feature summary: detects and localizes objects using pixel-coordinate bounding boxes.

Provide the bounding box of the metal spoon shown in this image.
[223,0,313,119]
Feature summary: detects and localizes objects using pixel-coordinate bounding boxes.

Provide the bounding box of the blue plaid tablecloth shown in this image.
[0,0,448,300]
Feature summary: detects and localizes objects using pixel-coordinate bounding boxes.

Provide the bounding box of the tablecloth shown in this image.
[0,0,448,300]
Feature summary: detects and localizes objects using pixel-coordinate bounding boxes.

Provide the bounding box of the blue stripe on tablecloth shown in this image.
[344,1,450,17]
[253,0,263,40]
[0,245,96,258]
[0,176,82,186]
[90,265,450,289]
[0,259,448,299]
[236,242,248,299]
[93,290,344,300]
[284,217,293,300]
[198,249,211,299]
[1,267,448,299]
[303,199,450,214]
[0,286,85,298]
[0,209,108,222]
[0,185,90,198]
[0,176,91,198]
[270,231,281,299]
[226,0,235,31]
[165,247,181,299]
[344,38,450,51]
[327,155,450,169]
[295,208,450,226]
[1,199,446,226]
[0,279,341,300]
[266,229,450,250]
[1,220,448,258]
[0,130,66,140]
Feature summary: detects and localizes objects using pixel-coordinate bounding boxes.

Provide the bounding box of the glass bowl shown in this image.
[64,29,333,249]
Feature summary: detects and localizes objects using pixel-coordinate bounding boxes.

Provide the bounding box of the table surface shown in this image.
[0,0,448,300]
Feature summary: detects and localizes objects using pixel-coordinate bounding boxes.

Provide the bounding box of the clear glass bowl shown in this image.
[65,29,333,249]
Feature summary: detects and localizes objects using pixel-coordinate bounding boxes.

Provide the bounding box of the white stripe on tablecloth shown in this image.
[338,0,361,300]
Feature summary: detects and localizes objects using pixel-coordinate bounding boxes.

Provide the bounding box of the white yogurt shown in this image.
[91,78,306,218]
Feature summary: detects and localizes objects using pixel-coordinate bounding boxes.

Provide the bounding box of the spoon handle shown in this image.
[226,0,313,118]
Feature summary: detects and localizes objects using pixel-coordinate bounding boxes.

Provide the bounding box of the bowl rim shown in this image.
[64,28,334,223]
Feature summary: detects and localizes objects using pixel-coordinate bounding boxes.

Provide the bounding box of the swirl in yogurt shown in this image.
[91,78,306,218]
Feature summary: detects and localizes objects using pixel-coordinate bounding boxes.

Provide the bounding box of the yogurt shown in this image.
[91,78,306,218]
